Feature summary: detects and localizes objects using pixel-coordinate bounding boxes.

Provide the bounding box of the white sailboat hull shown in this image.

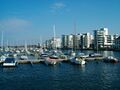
[44,57,60,65]
[44,60,57,65]
[70,57,86,65]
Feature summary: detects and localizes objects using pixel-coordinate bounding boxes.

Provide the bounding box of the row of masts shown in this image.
[0,24,56,50]
[0,23,78,51]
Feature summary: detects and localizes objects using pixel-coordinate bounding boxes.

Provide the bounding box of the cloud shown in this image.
[51,2,66,12]
[50,2,67,14]
[0,18,31,30]
[51,2,66,10]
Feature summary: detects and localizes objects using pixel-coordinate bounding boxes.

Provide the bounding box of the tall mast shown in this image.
[1,31,3,51]
[25,40,28,52]
[53,24,56,50]
[40,36,42,48]
[74,21,76,36]
[6,40,8,50]
[73,21,77,51]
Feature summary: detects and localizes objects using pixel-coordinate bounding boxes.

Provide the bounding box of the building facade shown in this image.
[61,35,68,49]
[81,33,92,49]
[67,34,73,49]
[45,37,61,49]
[94,28,109,49]
[114,36,120,49]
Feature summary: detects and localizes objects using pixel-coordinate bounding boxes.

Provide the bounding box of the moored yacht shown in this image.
[20,54,28,60]
[70,56,86,65]
[3,57,17,67]
[103,56,119,63]
[44,54,61,65]
[0,55,6,61]
[77,52,89,58]
[89,53,103,57]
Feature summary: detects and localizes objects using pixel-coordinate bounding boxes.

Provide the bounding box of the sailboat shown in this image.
[89,35,103,58]
[44,25,61,65]
[103,56,118,63]
[19,41,28,60]
[69,22,86,65]
[103,51,119,63]
[1,31,4,51]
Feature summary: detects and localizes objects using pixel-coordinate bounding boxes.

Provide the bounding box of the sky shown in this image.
[0,0,120,45]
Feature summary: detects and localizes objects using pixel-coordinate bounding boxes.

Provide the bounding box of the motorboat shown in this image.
[44,54,61,65]
[20,54,28,60]
[76,53,89,58]
[3,57,17,67]
[103,56,119,63]
[70,56,86,65]
[40,53,49,59]
[89,53,103,57]
[0,55,6,61]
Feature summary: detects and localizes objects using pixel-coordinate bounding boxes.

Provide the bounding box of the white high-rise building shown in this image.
[62,34,73,49]
[114,36,120,49]
[104,35,114,47]
[94,28,115,49]
[45,37,61,49]
[62,35,68,48]
[94,28,108,49]
[81,33,92,49]
[73,34,82,49]
[67,34,73,49]
[62,34,80,49]
[54,37,61,48]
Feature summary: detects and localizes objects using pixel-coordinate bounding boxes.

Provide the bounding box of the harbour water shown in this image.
[0,51,120,90]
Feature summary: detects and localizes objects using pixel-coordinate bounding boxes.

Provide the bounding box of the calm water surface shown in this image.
[0,51,120,90]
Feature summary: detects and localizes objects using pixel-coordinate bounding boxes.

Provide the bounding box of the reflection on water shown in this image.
[80,64,86,72]
[2,67,16,72]
[103,51,114,57]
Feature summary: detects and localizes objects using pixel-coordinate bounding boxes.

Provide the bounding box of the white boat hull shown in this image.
[20,56,28,60]
[3,63,16,67]
[44,60,57,65]
[70,57,86,65]
[44,57,60,65]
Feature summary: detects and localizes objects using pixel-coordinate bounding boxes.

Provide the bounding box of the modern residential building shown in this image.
[45,39,52,49]
[62,34,74,49]
[76,34,82,49]
[114,36,120,49]
[67,34,73,49]
[45,37,61,49]
[93,28,119,49]
[54,37,61,49]
[73,34,81,49]
[81,33,92,49]
[62,34,80,49]
[61,28,119,50]
[61,35,68,49]
[94,28,109,49]
[104,35,114,48]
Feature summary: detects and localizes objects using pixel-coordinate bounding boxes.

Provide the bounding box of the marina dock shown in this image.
[0,59,45,65]
[16,59,45,64]
[0,56,105,66]
[85,57,104,61]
